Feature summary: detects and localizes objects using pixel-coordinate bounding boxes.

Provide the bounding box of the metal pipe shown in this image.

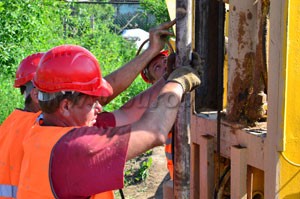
[216,0,225,195]
[173,0,192,197]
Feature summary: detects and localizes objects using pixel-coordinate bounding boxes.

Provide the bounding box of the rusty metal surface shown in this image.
[173,0,192,197]
[174,97,191,199]
[226,0,268,124]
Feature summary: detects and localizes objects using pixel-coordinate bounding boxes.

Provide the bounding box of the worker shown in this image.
[140,50,169,84]
[0,52,44,199]
[140,49,175,180]
[17,42,201,198]
[0,20,177,199]
[98,21,176,106]
[13,52,44,112]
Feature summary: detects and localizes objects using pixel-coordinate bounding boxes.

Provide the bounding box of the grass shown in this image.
[124,150,153,186]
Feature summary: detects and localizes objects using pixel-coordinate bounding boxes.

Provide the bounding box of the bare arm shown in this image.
[100,49,160,105]
[112,77,166,126]
[99,19,176,105]
[126,82,183,160]
[115,52,202,161]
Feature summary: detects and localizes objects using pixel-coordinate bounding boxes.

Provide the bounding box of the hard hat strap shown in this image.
[23,81,34,99]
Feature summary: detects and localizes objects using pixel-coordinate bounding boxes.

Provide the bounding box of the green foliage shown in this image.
[0,74,23,123]
[139,0,170,25]
[124,150,153,186]
[0,0,156,187]
[0,2,4,12]
[62,3,117,40]
[0,0,71,77]
[104,76,150,112]
[139,157,153,181]
[0,1,149,121]
[114,11,157,33]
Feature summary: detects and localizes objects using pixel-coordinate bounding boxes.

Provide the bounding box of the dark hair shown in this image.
[39,92,84,114]
[20,85,33,108]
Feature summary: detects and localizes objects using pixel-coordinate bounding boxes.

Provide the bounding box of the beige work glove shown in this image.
[166,52,202,93]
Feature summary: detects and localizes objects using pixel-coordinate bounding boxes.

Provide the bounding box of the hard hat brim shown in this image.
[99,78,113,97]
[80,78,113,97]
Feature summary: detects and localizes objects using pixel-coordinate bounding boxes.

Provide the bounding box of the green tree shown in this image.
[0,0,71,77]
[0,1,145,123]
[139,0,170,25]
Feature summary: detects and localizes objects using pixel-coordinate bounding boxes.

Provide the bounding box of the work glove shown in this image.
[167,52,202,93]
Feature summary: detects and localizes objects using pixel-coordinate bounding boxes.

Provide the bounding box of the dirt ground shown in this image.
[115,146,171,199]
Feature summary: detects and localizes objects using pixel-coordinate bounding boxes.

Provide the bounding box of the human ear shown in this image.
[59,99,71,117]
[30,88,39,104]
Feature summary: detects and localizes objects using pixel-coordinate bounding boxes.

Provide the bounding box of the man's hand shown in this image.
[148,19,176,54]
[166,52,203,93]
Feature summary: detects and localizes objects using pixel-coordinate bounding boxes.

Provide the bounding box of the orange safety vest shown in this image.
[17,123,114,199]
[0,110,41,199]
[165,131,174,179]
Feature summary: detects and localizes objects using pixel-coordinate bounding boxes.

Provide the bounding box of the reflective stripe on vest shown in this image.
[165,151,173,160]
[165,132,174,179]
[0,184,17,198]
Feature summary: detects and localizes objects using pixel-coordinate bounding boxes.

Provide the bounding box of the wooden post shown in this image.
[173,0,192,197]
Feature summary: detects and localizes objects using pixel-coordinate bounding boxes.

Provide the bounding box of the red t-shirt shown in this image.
[50,112,131,198]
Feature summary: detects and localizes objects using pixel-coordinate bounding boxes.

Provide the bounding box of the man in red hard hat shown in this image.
[140,49,175,197]
[14,52,44,112]
[17,19,203,199]
[0,52,44,199]
[141,50,169,84]
[0,20,178,199]
[98,26,174,106]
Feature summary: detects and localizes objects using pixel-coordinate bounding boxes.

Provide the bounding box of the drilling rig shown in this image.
[165,0,300,198]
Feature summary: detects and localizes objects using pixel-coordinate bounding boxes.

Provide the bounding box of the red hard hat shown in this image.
[141,50,169,83]
[14,52,45,88]
[33,45,113,97]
